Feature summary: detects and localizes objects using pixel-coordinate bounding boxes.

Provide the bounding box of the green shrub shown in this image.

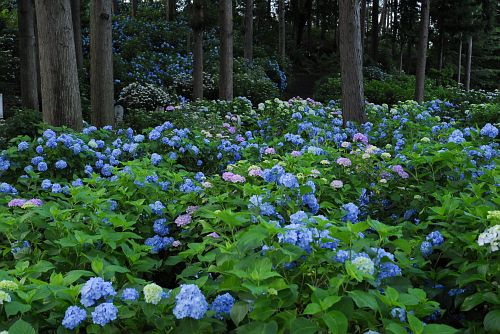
[0,109,42,149]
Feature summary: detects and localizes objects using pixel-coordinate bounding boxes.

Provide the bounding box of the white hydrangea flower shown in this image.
[143,283,163,305]
[477,225,500,252]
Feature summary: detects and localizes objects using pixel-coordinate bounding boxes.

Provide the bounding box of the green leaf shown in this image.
[320,296,342,310]
[484,309,500,333]
[461,293,484,311]
[408,314,424,334]
[303,303,322,315]
[5,301,31,316]
[230,301,250,326]
[322,310,348,334]
[9,319,36,334]
[63,270,94,286]
[422,324,458,334]
[386,323,408,334]
[91,258,104,275]
[237,321,278,334]
[348,290,379,311]
[290,318,318,334]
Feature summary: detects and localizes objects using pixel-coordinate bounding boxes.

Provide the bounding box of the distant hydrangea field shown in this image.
[0,98,498,333]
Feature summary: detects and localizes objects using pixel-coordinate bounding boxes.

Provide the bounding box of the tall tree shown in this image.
[90,0,114,127]
[465,35,472,91]
[131,0,138,17]
[192,0,204,100]
[18,0,39,110]
[360,0,366,50]
[112,0,120,14]
[244,0,253,62]
[370,0,379,61]
[414,0,430,102]
[457,33,462,85]
[219,0,233,100]
[278,0,286,64]
[35,0,82,129]
[339,0,365,124]
[168,0,176,21]
[70,0,83,70]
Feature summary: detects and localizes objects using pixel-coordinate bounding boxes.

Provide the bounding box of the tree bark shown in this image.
[244,0,253,62]
[370,0,379,61]
[70,0,83,70]
[90,0,114,127]
[219,0,233,101]
[360,0,366,51]
[457,33,462,85]
[414,0,430,103]
[112,0,120,14]
[380,0,388,33]
[465,35,472,91]
[192,0,204,100]
[438,32,444,71]
[18,0,39,110]
[339,0,365,125]
[278,0,286,64]
[168,0,176,21]
[131,0,138,17]
[35,0,82,129]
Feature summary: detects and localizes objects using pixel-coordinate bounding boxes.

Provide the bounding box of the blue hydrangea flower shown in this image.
[278,223,314,253]
[426,231,444,246]
[290,211,308,225]
[480,123,498,138]
[173,284,209,320]
[18,141,29,151]
[334,250,351,263]
[279,173,299,188]
[80,277,117,307]
[302,193,319,214]
[91,302,118,327]
[41,179,52,190]
[153,219,169,236]
[342,203,359,223]
[151,153,162,166]
[37,162,48,172]
[55,160,68,169]
[448,130,465,144]
[391,307,407,322]
[149,201,165,215]
[211,293,235,319]
[62,306,87,330]
[121,288,140,301]
[420,241,433,257]
[145,235,174,253]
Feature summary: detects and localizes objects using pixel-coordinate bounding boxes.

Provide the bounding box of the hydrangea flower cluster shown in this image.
[420,231,444,257]
[80,277,117,307]
[173,284,209,319]
[477,225,500,252]
[211,293,235,319]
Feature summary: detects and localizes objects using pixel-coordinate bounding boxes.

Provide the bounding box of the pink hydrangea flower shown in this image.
[186,206,199,215]
[353,133,369,144]
[172,240,182,247]
[264,147,276,155]
[208,232,220,238]
[166,106,175,111]
[336,157,352,167]
[175,214,192,227]
[291,151,302,157]
[8,199,27,207]
[222,172,246,183]
[392,165,409,179]
[248,168,263,177]
[228,127,237,134]
[222,123,230,128]
[330,180,344,188]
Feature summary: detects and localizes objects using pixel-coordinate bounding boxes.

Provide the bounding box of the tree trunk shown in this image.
[278,0,286,64]
[414,0,430,103]
[399,42,404,72]
[465,35,472,91]
[360,0,366,51]
[438,32,444,71]
[70,0,83,70]
[168,0,175,21]
[90,0,114,127]
[339,0,365,125]
[112,0,119,14]
[35,0,82,129]
[380,0,388,33]
[18,0,39,110]
[219,0,233,101]
[457,34,462,85]
[131,0,138,17]
[192,0,204,100]
[244,0,253,62]
[370,0,379,61]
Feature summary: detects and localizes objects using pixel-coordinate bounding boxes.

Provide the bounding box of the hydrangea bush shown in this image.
[0,97,498,333]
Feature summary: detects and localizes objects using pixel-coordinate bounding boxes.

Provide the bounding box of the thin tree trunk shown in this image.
[370,0,379,61]
[244,0,253,62]
[112,0,119,14]
[380,0,388,33]
[414,0,430,103]
[457,33,462,85]
[219,0,233,101]
[339,0,365,125]
[438,32,444,71]
[399,42,404,72]
[278,0,286,64]
[70,0,83,70]
[90,0,114,127]
[131,0,137,17]
[465,35,472,91]
[18,0,39,110]
[168,0,175,21]
[360,0,366,51]
[192,0,204,100]
[35,0,82,129]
